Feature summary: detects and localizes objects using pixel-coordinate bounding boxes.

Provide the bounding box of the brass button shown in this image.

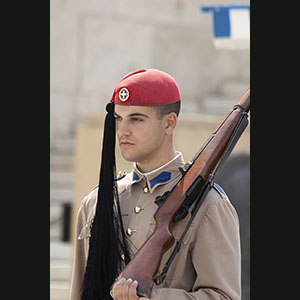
[143,186,149,193]
[121,254,125,261]
[134,206,142,214]
[126,228,136,236]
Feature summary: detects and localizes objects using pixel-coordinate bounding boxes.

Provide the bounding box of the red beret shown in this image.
[110,69,181,106]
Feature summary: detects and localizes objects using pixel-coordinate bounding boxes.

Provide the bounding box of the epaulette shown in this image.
[213,183,227,198]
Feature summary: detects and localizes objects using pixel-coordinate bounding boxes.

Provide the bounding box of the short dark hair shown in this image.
[153,101,181,120]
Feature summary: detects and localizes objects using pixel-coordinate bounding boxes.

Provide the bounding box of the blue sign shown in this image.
[201,4,250,49]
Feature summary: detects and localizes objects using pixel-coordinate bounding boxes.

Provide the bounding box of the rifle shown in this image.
[119,88,250,298]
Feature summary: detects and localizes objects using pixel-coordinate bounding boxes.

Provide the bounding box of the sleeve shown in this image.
[151,196,241,300]
[68,199,88,300]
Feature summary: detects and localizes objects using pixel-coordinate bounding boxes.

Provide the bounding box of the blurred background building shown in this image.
[50,1,250,299]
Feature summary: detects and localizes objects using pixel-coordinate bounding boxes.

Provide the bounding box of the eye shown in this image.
[131,117,143,122]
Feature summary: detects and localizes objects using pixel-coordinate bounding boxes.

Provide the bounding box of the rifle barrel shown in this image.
[235,87,250,112]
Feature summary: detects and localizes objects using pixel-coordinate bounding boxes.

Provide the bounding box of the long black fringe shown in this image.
[81,102,131,300]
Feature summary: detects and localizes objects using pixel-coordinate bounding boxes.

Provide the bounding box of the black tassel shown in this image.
[81,102,131,300]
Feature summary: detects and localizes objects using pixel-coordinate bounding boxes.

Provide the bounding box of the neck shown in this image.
[136,146,177,173]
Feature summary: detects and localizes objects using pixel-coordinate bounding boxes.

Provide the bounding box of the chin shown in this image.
[120,151,137,162]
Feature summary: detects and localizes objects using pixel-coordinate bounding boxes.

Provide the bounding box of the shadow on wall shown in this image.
[215,153,250,300]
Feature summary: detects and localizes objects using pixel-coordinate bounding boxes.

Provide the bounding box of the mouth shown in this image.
[120,141,135,147]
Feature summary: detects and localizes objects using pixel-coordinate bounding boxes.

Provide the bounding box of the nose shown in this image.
[117,119,131,138]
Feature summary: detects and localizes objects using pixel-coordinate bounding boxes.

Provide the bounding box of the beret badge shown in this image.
[119,88,129,102]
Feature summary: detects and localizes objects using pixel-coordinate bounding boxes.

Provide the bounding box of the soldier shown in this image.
[69,69,241,300]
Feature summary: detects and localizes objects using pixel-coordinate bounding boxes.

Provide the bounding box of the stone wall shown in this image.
[50,0,250,140]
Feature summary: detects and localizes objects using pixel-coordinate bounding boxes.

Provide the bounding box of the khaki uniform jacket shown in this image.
[69,153,241,300]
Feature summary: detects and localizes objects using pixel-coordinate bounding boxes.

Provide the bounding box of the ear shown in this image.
[164,112,177,135]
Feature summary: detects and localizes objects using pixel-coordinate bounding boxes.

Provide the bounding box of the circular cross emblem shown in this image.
[119,88,129,102]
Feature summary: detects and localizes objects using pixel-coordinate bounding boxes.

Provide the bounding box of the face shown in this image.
[114,105,168,165]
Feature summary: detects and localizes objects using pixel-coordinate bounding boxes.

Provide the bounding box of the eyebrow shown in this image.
[114,112,150,119]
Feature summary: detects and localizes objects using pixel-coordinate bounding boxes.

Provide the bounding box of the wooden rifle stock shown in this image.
[119,88,250,298]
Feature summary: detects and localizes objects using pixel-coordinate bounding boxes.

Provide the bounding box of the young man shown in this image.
[69,69,241,300]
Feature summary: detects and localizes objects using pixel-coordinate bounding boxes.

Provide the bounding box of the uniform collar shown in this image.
[130,152,185,193]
